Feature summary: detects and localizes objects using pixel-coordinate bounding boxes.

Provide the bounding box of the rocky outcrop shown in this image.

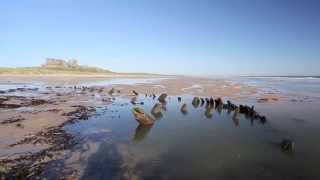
[132,90,139,96]
[192,97,201,108]
[281,139,295,152]
[108,88,115,95]
[151,103,163,118]
[214,98,223,108]
[132,107,154,125]
[158,93,168,103]
[180,104,188,115]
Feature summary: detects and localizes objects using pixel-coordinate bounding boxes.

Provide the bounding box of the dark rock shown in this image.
[0,90,6,94]
[192,97,201,108]
[151,103,163,119]
[200,98,205,106]
[260,116,267,124]
[214,98,223,108]
[205,98,210,106]
[178,97,182,102]
[281,139,295,152]
[89,87,95,92]
[131,97,138,105]
[258,98,269,103]
[239,105,249,114]
[16,123,24,128]
[0,103,22,109]
[226,100,233,109]
[239,104,263,121]
[131,97,144,105]
[108,88,115,95]
[180,104,188,115]
[225,100,237,112]
[158,93,168,103]
[8,89,16,93]
[29,99,48,106]
[102,98,112,102]
[132,90,139,96]
[98,88,104,93]
[16,88,27,92]
[63,105,95,121]
[1,116,25,124]
[0,97,8,104]
[209,97,214,107]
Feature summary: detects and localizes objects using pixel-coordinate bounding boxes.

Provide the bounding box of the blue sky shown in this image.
[1,0,319,76]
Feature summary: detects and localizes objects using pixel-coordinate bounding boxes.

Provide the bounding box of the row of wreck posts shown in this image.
[44,87,293,152]
[131,92,296,152]
[132,92,267,127]
[45,86,267,125]
[188,96,267,124]
[45,86,120,95]
[49,87,292,151]
[45,86,266,125]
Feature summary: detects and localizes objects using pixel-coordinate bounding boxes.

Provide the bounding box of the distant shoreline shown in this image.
[242,75,320,78]
[0,73,170,78]
[0,66,164,77]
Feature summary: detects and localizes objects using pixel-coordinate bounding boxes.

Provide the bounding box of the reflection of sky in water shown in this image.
[80,78,171,87]
[0,77,171,91]
[0,82,43,91]
[62,95,317,180]
[228,77,320,98]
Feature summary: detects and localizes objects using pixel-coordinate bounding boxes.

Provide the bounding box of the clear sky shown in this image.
[1,0,319,76]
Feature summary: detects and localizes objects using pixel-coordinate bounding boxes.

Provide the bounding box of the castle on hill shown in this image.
[42,58,79,68]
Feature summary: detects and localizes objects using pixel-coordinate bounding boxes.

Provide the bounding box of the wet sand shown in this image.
[0,76,292,179]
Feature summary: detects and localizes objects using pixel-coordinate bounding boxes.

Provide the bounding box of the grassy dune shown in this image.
[0,67,113,75]
[0,67,160,76]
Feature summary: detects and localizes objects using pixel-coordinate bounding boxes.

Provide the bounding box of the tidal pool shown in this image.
[58,94,312,180]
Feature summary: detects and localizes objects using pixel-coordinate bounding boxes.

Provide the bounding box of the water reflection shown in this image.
[204,107,214,119]
[232,110,240,127]
[160,101,167,111]
[132,125,153,144]
[151,103,163,119]
[65,95,276,180]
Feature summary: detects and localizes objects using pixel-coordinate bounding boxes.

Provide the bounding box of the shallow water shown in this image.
[229,76,320,98]
[61,95,319,179]
[80,77,171,87]
[0,77,170,90]
[2,77,320,179]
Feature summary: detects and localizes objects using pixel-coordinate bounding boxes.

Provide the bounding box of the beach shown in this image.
[0,75,320,179]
